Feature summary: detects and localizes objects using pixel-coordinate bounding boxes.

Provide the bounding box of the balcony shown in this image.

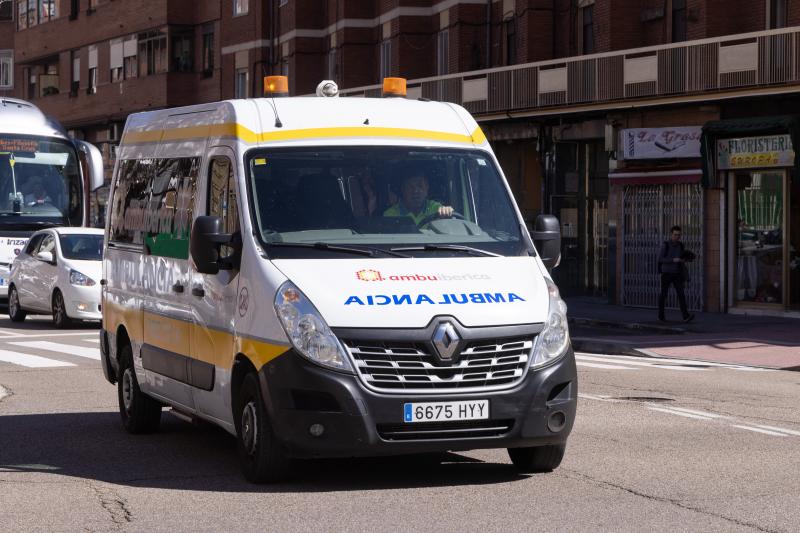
[340,27,800,118]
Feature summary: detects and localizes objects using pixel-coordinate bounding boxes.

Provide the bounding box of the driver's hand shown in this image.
[438,206,454,218]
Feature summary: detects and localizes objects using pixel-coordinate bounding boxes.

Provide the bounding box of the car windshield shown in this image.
[246,147,528,258]
[59,234,103,260]
[0,134,83,227]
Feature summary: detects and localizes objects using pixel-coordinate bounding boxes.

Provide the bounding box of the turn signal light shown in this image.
[264,76,289,97]
[382,77,407,97]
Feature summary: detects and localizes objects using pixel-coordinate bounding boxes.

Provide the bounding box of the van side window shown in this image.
[108,159,152,246]
[208,157,239,258]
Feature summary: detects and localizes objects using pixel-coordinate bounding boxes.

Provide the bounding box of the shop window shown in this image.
[582,5,594,54]
[672,0,687,42]
[0,51,12,89]
[171,30,193,73]
[202,24,214,77]
[138,30,168,76]
[768,0,787,29]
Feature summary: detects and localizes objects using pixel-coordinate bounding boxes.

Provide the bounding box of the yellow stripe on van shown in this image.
[122,123,486,147]
[237,337,291,370]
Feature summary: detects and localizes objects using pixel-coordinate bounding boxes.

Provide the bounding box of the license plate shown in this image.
[0,278,5,286]
[403,400,489,423]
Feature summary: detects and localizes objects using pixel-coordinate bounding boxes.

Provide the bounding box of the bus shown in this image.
[0,97,104,298]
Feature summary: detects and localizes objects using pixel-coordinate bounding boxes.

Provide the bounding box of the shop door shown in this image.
[790,174,800,310]
[734,171,786,307]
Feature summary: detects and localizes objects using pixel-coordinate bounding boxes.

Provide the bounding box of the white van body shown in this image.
[101,93,576,482]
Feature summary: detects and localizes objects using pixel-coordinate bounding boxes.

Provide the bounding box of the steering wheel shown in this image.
[417,211,465,228]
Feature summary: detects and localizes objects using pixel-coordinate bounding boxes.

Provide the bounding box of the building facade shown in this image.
[2,0,800,316]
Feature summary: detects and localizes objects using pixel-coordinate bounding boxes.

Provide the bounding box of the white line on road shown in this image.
[578,393,623,403]
[647,406,715,420]
[0,331,102,340]
[732,425,788,437]
[654,406,730,419]
[753,424,800,437]
[0,349,75,368]
[576,361,638,370]
[81,338,100,343]
[577,354,706,371]
[10,341,100,360]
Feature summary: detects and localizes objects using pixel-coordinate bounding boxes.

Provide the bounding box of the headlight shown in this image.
[70,269,96,286]
[274,281,354,373]
[531,278,570,368]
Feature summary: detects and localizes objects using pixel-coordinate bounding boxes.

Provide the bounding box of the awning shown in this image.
[609,169,702,186]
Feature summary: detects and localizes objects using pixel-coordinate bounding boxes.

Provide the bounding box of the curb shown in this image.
[571,337,651,357]
[569,317,685,335]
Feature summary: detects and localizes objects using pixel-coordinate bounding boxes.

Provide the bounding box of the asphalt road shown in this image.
[0,315,798,532]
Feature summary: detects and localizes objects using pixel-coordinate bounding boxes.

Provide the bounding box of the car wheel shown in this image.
[507,444,566,473]
[52,290,72,328]
[118,343,161,433]
[236,372,291,483]
[8,286,26,322]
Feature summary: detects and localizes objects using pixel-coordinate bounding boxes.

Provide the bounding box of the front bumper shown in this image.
[259,348,577,459]
[65,284,101,320]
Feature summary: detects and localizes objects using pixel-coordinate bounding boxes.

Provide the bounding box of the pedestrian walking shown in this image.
[658,225,695,323]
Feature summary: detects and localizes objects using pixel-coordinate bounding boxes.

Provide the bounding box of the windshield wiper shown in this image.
[266,241,410,258]
[390,244,500,257]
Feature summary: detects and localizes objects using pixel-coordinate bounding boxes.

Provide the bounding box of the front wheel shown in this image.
[507,444,566,473]
[236,373,291,483]
[118,344,161,433]
[52,290,72,328]
[8,286,26,322]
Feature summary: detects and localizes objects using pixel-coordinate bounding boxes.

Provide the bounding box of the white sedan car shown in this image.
[8,227,103,327]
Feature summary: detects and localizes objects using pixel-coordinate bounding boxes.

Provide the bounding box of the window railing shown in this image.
[339,26,800,115]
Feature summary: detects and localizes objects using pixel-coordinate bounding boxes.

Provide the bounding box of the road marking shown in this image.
[647,406,715,420]
[10,341,100,360]
[578,393,623,403]
[0,331,102,340]
[575,352,772,372]
[753,424,800,437]
[80,338,100,343]
[577,354,707,371]
[732,425,788,437]
[655,406,729,419]
[576,361,638,370]
[0,349,75,368]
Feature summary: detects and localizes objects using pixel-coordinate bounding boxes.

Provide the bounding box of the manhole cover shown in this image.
[612,396,674,402]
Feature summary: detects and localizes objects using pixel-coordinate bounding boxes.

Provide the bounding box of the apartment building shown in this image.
[3,0,800,315]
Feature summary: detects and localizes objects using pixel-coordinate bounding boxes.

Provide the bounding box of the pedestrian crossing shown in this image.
[575,353,773,372]
[0,334,100,368]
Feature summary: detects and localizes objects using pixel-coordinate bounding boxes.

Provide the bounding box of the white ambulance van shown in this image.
[100,77,576,483]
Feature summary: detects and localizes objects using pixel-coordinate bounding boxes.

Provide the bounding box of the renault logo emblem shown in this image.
[432,322,460,360]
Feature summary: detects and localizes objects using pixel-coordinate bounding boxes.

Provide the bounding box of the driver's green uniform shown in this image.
[383,200,442,226]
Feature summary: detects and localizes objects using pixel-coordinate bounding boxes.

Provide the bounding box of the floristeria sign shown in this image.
[620,127,702,159]
[717,134,795,170]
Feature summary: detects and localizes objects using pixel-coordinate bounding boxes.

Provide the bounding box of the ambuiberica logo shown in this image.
[348,270,524,306]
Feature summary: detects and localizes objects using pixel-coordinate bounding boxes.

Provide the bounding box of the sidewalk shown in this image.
[566,296,800,371]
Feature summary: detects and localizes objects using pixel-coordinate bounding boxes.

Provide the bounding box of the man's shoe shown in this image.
[682,314,695,323]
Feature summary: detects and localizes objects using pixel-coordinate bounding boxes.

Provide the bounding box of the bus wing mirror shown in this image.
[74,140,105,191]
[533,214,561,271]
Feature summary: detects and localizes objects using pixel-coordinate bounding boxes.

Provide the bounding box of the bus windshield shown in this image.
[0,134,83,228]
[246,146,529,258]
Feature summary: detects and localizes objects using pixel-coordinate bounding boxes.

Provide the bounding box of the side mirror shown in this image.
[74,140,105,191]
[534,214,561,270]
[190,216,233,275]
[36,251,55,265]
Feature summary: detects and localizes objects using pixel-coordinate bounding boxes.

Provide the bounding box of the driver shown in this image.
[25,179,52,207]
[383,168,453,226]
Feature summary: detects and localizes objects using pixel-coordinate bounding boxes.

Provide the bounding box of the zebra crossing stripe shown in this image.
[10,341,100,361]
[576,361,637,370]
[0,349,75,368]
[576,354,706,371]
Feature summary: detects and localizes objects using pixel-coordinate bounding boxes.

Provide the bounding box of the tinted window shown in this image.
[59,234,103,260]
[24,233,44,255]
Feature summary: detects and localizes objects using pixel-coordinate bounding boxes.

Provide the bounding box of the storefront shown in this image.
[715,133,800,313]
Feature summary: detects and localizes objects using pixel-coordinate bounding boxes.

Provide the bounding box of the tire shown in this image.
[52,290,72,329]
[507,444,566,473]
[235,372,291,483]
[8,286,26,322]
[117,343,161,433]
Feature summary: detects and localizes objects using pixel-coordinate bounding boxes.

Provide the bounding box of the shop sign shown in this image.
[620,127,702,160]
[716,134,795,170]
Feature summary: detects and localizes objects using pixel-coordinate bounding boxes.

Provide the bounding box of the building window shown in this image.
[503,18,516,65]
[0,51,12,89]
[202,24,214,77]
[281,58,289,78]
[233,0,248,16]
[24,67,35,98]
[0,0,12,21]
[110,38,123,83]
[672,0,687,42]
[327,47,338,80]
[123,36,138,79]
[234,67,248,98]
[582,5,594,54]
[138,30,168,76]
[380,40,391,79]
[769,0,787,29]
[39,0,55,22]
[171,30,193,73]
[88,44,97,94]
[437,29,449,75]
[39,62,58,97]
[70,50,79,94]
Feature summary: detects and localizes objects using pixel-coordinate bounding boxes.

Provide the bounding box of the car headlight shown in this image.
[531,278,570,368]
[274,281,354,373]
[69,269,96,286]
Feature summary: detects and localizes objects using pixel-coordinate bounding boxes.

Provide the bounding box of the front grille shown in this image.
[342,336,534,393]
[377,419,515,441]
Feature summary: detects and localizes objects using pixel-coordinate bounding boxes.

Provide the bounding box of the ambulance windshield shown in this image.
[247,147,528,257]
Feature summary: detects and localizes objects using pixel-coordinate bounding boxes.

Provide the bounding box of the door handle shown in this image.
[191,286,205,298]
[172,283,184,293]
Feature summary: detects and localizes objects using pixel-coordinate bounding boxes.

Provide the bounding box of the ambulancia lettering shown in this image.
[343,292,526,305]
